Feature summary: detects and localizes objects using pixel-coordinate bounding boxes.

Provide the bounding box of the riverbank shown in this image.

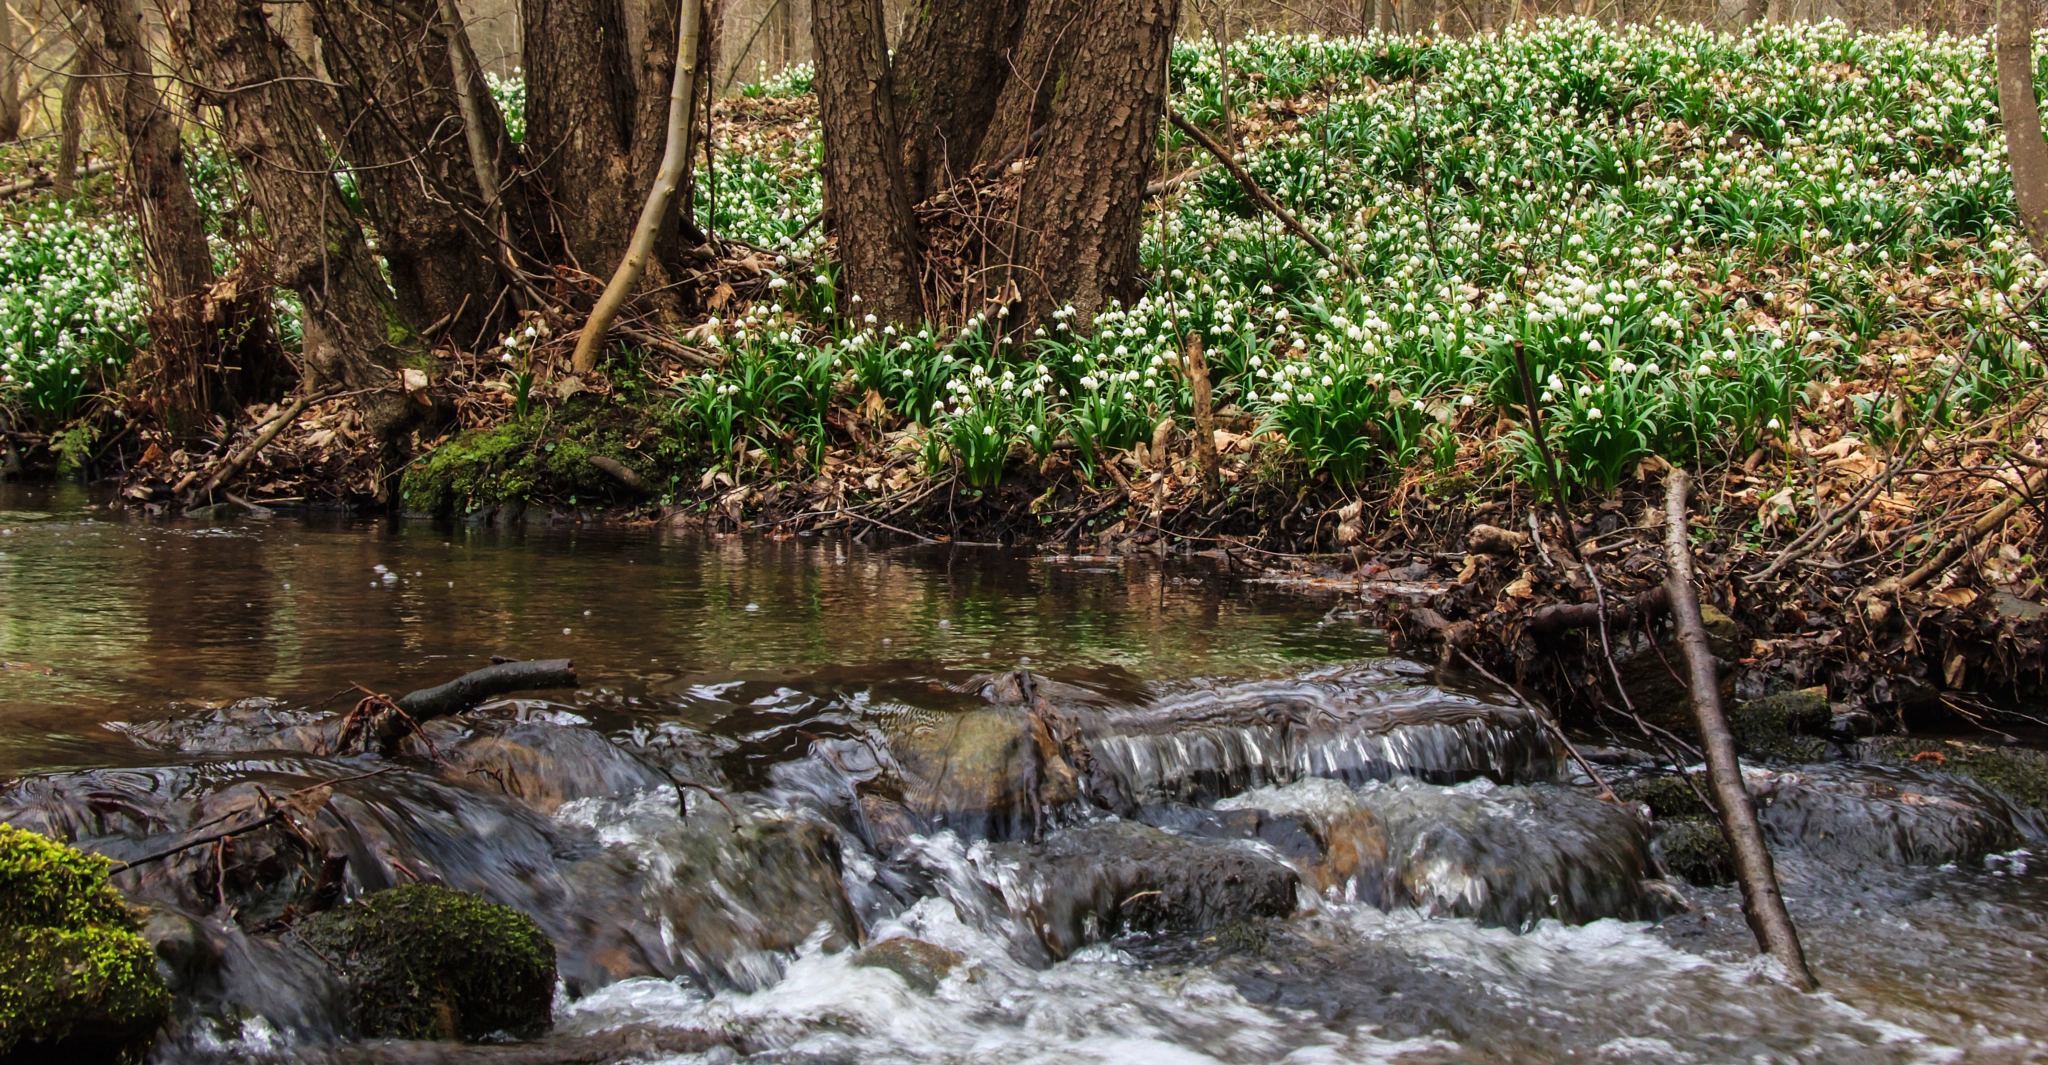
[7,20,2048,736]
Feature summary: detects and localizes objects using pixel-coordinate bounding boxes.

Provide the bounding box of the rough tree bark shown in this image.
[85,0,280,427]
[0,3,21,142]
[1012,0,1181,325]
[574,0,702,373]
[973,0,1087,171]
[309,0,509,342]
[1999,0,2048,256]
[812,0,923,323]
[521,0,640,273]
[892,0,1025,201]
[54,41,91,198]
[183,0,425,449]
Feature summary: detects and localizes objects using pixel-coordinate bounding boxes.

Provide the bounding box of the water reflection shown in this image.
[0,482,1368,775]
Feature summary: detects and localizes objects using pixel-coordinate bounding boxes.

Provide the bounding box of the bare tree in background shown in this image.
[1999,0,2048,254]
[814,0,1179,329]
[83,0,282,428]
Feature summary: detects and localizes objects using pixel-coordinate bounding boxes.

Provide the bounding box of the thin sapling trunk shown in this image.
[573,0,703,373]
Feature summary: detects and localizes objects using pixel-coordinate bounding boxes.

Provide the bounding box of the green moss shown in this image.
[1653,819,1733,886]
[0,825,134,932]
[1619,774,1715,821]
[295,884,555,1042]
[1729,689,1833,762]
[400,400,677,515]
[1863,738,2048,813]
[0,825,171,1060]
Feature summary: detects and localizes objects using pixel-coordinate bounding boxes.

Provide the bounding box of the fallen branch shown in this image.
[176,388,330,499]
[395,658,579,718]
[1526,585,1670,636]
[1166,110,1336,259]
[1879,466,2048,594]
[1666,468,1818,992]
[1145,163,1215,198]
[0,159,116,200]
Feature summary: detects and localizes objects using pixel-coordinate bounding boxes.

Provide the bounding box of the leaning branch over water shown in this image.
[1665,468,1818,992]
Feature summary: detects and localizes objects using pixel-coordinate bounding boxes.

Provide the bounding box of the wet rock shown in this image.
[987,821,1300,960]
[1080,666,1559,808]
[1213,778,1392,903]
[1857,737,2048,821]
[1754,765,2021,868]
[554,801,862,993]
[1355,778,1675,929]
[295,884,555,1042]
[436,720,674,814]
[1729,689,1833,762]
[853,937,964,993]
[0,824,172,1063]
[1652,820,1733,886]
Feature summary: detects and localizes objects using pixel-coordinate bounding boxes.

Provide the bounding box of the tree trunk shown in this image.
[892,0,1025,201]
[1011,0,1180,326]
[1378,0,1394,34]
[182,0,424,449]
[54,41,90,198]
[812,0,923,323]
[521,0,639,273]
[2000,0,2048,255]
[1746,0,1769,24]
[0,2,22,142]
[973,0,1086,171]
[308,0,509,342]
[85,0,282,427]
[573,0,702,373]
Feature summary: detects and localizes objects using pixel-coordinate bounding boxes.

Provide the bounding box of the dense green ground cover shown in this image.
[678,18,2047,502]
[7,18,2046,511]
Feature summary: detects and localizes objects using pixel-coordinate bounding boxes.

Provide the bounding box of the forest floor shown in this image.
[5,21,2048,742]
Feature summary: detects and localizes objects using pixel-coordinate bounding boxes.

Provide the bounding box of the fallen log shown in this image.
[1526,586,1670,636]
[1666,468,1818,992]
[396,658,578,718]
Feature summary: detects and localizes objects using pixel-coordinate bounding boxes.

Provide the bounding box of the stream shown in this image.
[2,482,2045,1064]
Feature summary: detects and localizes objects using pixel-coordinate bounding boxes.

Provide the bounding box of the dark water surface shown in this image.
[3,482,2046,1065]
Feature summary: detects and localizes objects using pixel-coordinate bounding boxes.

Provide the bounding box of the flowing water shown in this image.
[2,482,2045,1064]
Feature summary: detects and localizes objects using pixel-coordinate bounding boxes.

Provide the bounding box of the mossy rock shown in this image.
[1729,689,1833,762]
[1619,773,1715,821]
[1860,738,2048,814]
[400,401,676,516]
[0,824,171,1062]
[295,884,555,1042]
[1653,819,1733,886]
[852,938,964,994]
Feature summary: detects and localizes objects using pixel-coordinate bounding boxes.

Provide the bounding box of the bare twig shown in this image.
[1167,109,1335,259]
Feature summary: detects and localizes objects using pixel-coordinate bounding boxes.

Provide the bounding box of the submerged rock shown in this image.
[1079,666,1559,808]
[1652,820,1733,886]
[986,821,1300,960]
[1754,764,2021,868]
[295,883,555,1042]
[435,718,674,814]
[0,825,172,1063]
[853,937,965,993]
[1355,778,1675,929]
